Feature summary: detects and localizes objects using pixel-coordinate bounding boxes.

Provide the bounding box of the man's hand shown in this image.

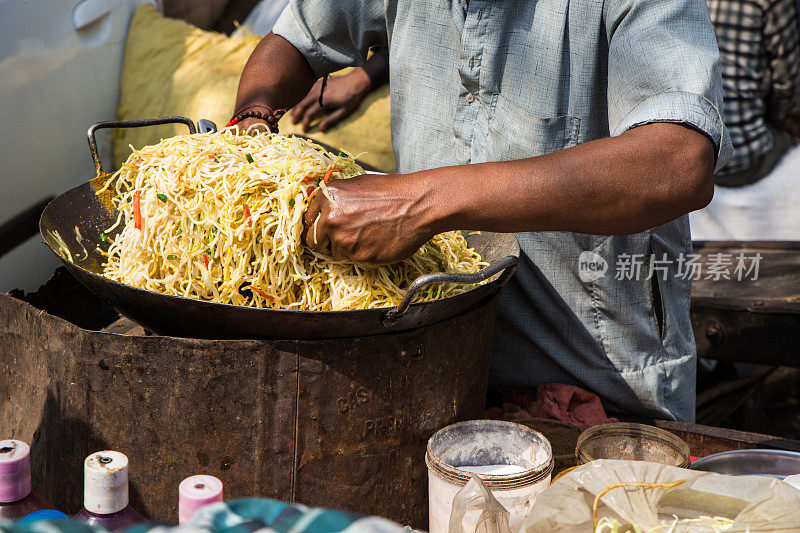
[290,68,373,133]
[302,173,439,263]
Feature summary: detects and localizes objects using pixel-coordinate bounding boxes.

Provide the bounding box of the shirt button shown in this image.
[465,93,475,103]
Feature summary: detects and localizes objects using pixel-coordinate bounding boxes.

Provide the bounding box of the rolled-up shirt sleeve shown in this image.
[604,0,733,171]
[272,0,388,78]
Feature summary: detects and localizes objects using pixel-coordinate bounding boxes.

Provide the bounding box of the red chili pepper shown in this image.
[305,186,316,196]
[301,175,316,183]
[243,204,253,227]
[133,190,142,229]
[203,254,210,269]
[323,168,338,183]
[252,287,273,300]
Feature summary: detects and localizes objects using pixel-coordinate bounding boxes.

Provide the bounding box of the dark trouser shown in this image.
[716,129,795,187]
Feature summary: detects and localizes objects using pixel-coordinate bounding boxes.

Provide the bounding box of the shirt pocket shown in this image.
[486,94,580,161]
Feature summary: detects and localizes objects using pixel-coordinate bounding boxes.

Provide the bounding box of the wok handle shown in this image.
[87,116,199,174]
[197,119,218,133]
[382,254,519,326]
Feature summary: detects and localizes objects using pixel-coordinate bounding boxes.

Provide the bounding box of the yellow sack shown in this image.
[115,4,394,172]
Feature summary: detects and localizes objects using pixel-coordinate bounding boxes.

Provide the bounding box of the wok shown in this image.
[39,117,519,339]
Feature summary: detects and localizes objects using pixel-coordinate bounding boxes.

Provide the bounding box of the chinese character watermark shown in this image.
[578,252,762,281]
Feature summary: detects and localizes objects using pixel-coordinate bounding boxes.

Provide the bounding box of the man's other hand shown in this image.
[290,68,373,133]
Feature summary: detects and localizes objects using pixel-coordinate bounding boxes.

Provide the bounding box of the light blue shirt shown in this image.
[274,0,732,421]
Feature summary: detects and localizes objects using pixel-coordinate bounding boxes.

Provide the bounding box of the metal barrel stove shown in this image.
[0,291,501,527]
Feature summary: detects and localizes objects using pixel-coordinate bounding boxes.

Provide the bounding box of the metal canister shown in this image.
[426,420,554,532]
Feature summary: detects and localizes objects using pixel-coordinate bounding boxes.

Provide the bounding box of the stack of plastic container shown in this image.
[3,440,227,528]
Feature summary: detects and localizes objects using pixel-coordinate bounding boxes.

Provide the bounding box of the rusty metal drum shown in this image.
[0,289,499,528]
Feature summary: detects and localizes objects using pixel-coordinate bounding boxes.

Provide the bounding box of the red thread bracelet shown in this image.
[226,105,287,133]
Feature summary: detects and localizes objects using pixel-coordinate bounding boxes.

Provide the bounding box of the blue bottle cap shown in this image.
[20,509,69,522]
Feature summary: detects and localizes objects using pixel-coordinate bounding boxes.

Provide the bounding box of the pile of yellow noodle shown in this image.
[98,128,485,310]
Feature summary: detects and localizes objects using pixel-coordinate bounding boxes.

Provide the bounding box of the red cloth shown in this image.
[485,384,618,430]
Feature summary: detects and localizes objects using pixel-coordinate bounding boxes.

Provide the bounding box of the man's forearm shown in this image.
[234,33,317,113]
[421,123,715,236]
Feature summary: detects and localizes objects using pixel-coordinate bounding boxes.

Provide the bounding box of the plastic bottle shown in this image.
[0,440,51,520]
[178,474,223,525]
[73,451,146,531]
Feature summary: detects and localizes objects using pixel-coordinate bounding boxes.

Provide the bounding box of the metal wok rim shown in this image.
[39,115,519,338]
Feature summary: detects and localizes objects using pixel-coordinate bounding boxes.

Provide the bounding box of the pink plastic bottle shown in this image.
[178,475,223,525]
[0,440,51,520]
[73,451,146,531]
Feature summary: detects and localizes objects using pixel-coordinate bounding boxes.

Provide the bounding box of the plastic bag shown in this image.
[449,475,513,533]
[522,459,800,532]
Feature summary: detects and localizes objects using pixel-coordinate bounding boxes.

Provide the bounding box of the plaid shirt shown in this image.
[708,0,800,175]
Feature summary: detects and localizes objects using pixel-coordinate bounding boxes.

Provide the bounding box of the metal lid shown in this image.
[0,440,31,503]
[690,449,800,478]
[84,450,129,514]
[179,474,223,525]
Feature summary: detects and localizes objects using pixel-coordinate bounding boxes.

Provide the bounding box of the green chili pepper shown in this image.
[214,156,220,163]
[339,150,347,157]
[100,232,108,243]
[175,228,182,236]
[194,275,202,280]
[157,193,168,203]
[289,198,295,207]
[235,213,243,222]
[245,153,254,163]
[167,254,178,260]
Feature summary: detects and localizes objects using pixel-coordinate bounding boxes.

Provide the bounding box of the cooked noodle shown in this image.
[593,481,734,532]
[595,516,734,532]
[98,128,485,310]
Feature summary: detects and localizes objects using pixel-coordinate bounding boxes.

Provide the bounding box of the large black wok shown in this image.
[39,117,519,339]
